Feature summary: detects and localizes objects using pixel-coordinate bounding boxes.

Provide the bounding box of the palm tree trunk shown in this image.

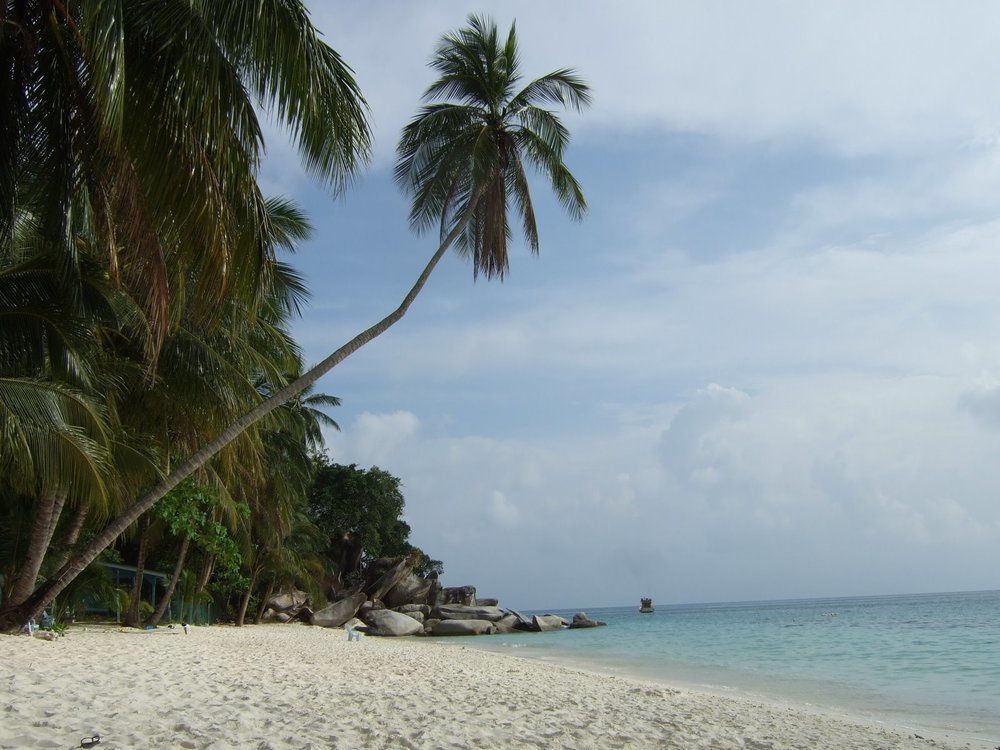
[0,216,473,633]
[145,536,190,627]
[254,580,275,625]
[47,503,90,572]
[195,554,214,595]
[236,573,256,627]
[124,514,152,628]
[5,489,66,608]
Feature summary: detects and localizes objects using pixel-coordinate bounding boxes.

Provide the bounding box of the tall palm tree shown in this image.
[1,0,370,353]
[1,14,590,631]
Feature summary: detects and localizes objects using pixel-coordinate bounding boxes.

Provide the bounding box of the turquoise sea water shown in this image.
[478,591,1000,741]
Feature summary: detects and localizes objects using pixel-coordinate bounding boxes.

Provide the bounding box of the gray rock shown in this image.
[363,608,424,637]
[275,611,292,623]
[434,605,505,622]
[402,610,425,624]
[427,619,496,636]
[504,609,532,627]
[395,604,431,616]
[261,607,278,622]
[268,589,309,612]
[438,585,477,606]
[311,592,367,628]
[476,598,499,607]
[532,614,565,632]
[494,613,520,633]
[568,612,607,629]
[368,557,417,603]
[384,572,434,609]
[344,617,368,632]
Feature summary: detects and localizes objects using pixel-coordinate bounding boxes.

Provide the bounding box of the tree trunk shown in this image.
[254,580,275,625]
[47,503,90,572]
[236,573,256,627]
[5,489,66,608]
[195,554,214,595]
[124,514,152,628]
[145,536,190,627]
[0,217,473,633]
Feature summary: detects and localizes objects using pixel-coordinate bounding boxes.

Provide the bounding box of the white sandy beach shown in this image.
[0,624,985,750]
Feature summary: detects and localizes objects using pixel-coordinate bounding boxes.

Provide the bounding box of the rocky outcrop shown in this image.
[311,592,367,628]
[363,609,424,636]
[384,572,434,609]
[401,610,425,624]
[476,598,499,607]
[567,612,607,629]
[433,605,505,622]
[268,590,309,612]
[493,613,520,633]
[427,618,496,636]
[366,557,417,603]
[532,614,566,632]
[438,586,476,606]
[395,604,431,617]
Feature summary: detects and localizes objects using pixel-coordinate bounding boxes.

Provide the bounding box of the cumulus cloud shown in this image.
[275,3,1000,608]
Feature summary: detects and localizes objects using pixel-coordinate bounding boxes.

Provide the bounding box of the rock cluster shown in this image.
[265,553,607,639]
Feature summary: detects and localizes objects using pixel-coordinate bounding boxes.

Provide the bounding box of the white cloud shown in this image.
[489,491,522,528]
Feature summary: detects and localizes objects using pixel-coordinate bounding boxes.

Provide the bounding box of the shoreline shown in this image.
[448,636,996,749]
[2,623,993,749]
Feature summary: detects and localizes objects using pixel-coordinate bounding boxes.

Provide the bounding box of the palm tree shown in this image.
[1,14,590,631]
[1,0,370,353]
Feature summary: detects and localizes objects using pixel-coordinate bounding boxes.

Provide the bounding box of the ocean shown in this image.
[476,590,1000,741]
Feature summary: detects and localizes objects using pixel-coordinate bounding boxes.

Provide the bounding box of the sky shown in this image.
[261,1,1000,609]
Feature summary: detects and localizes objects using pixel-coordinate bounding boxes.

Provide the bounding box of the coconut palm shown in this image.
[1,14,590,631]
[1,0,370,352]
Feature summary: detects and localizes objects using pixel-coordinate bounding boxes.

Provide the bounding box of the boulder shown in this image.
[476,598,499,607]
[275,611,292,623]
[344,617,368,632]
[395,604,431,617]
[427,619,496,636]
[261,608,278,622]
[419,618,442,635]
[494,614,520,633]
[402,610,425,624]
[363,609,424,637]
[532,614,565,632]
[311,592,367,628]
[367,556,418,603]
[504,609,532,627]
[433,605,505,622]
[268,589,309,612]
[384,572,434,609]
[568,612,607,629]
[296,607,314,623]
[438,585,477,606]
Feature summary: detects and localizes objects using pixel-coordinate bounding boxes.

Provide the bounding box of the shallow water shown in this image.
[480,590,1000,740]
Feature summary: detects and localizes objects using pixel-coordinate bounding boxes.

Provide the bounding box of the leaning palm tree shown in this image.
[1,14,590,631]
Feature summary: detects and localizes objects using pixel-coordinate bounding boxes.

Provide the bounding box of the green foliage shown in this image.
[309,460,410,560]
[308,457,443,576]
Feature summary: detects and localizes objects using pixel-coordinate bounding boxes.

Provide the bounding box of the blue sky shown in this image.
[261,2,1000,609]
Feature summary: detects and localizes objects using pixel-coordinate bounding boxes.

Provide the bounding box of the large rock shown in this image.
[494,614,520,633]
[568,612,607,629]
[434,605,505,622]
[532,614,565,632]
[268,589,309,612]
[476,598,499,607]
[402,610,425,624]
[311,592,366,628]
[344,617,368,632]
[504,609,532,627]
[363,609,424,637]
[395,604,431,617]
[427,619,496,636]
[384,572,434,609]
[438,585,476,606]
[367,556,418,603]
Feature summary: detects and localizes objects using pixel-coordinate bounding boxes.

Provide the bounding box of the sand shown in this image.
[0,624,987,749]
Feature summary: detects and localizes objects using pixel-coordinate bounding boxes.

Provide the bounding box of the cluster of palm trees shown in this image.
[0,3,589,632]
